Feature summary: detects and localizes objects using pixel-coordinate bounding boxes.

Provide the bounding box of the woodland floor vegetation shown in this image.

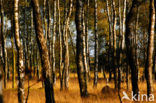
[3,72,156,103]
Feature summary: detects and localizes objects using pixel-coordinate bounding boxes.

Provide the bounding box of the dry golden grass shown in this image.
[3,72,156,103]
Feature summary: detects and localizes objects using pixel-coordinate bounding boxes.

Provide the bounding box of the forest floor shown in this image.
[3,73,156,103]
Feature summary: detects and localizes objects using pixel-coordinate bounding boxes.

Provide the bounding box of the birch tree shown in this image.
[47,0,52,64]
[145,0,155,97]
[61,0,73,89]
[82,2,88,89]
[112,0,117,89]
[106,0,112,81]
[118,0,122,90]
[75,0,88,97]
[14,0,25,102]
[125,0,140,97]
[94,0,98,87]
[85,0,90,81]
[0,0,8,88]
[58,0,63,90]
[52,0,56,84]
[31,0,55,102]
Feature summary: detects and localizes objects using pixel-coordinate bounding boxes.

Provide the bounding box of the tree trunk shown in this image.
[118,0,122,90]
[112,0,117,89]
[106,0,112,81]
[14,0,25,102]
[47,0,52,66]
[145,0,155,97]
[62,0,73,89]
[31,0,55,102]
[64,30,69,89]
[94,0,98,87]
[122,0,126,49]
[75,0,88,97]
[82,5,88,88]
[125,0,139,97]
[23,0,29,75]
[52,0,56,85]
[58,0,63,90]
[135,7,139,81]
[85,0,90,81]
[0,0,7,88]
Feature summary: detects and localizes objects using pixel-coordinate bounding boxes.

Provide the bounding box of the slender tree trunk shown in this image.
[62,0,73,89]
[46,0,52,81]
[47,0,52,65]
[0,0,7,88]
[26,1,30,72]
[118,0,122,90]
[145,0,155,97]
[106,0,112,81]
[122,0,127,86]
[94,0,98,87]
[52,0,56,84]
[120,0,126,85]
[82,5,88,89]
[31,0,55,102]
[14,0,25,102]
[122,0,128,88]
[58,0,63,90]
[112,0,117,89]
[23,0,29,74]
[85,0,90,81]
[60,1,67,89]
[64,29,69,89]
[65,0,73,89]
[3,21,8,88]
[75,0,88,97]
[122,0,126,49]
